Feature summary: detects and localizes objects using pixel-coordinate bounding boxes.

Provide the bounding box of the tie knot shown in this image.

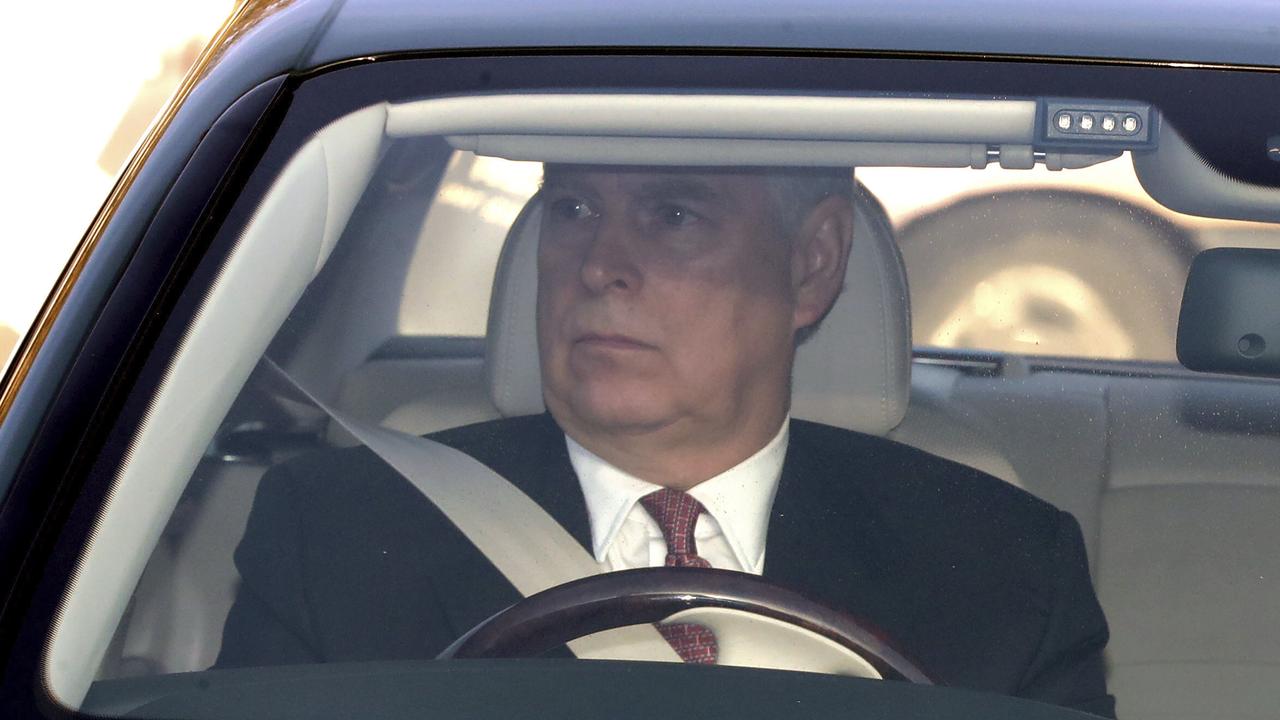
[639,488,708,565]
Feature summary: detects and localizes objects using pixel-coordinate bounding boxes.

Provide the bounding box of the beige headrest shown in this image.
[485,187,911,435]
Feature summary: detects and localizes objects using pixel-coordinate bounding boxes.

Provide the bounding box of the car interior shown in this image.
[39,90,1280,720]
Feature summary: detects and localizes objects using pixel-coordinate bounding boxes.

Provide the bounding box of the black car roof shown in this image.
[286,0,1280,69]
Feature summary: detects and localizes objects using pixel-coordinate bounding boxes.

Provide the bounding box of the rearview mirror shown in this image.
[1178,247,1280,378]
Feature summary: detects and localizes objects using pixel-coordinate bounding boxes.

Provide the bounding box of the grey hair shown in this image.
[762,167,856,344]
[764,167,856,236]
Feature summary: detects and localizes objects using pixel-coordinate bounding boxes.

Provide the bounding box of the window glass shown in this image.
[42,58,1280,720]
[860,159,1280,361]
[394,152,1280,362]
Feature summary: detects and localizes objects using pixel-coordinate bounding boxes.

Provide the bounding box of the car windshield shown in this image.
[35,54,1280,720]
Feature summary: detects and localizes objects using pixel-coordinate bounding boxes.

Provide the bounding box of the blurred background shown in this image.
[0,1,235,371]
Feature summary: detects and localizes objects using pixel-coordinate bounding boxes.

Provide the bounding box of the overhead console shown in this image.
[388,93,1125,171]
[380,92,1280,223]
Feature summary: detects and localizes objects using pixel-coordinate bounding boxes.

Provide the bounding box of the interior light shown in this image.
[1038,99,1156,151]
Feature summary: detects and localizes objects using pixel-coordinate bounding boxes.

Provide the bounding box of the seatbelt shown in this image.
[262,359,680,663]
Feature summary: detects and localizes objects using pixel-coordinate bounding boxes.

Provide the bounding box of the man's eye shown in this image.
[549,197,595,221]
[655,204,699,227]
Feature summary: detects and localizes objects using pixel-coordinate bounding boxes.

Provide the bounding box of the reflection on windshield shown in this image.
[930,264,1139,358]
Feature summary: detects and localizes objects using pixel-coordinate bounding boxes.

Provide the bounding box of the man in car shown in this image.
[219,164,1114,718]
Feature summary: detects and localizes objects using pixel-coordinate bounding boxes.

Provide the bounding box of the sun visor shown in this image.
[1178,248,1280,378]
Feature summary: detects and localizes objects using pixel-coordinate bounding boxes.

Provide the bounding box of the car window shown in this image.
[398,152,541,337]
[861,161,1280,361]
[26,54,1280,720]
[387,149,1280,363]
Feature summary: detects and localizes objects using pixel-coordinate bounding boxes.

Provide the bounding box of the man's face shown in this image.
[536,167,803,446]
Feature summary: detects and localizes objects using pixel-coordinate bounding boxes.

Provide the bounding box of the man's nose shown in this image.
[579,217,642,294]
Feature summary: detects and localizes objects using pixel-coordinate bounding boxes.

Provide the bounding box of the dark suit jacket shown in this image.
[217,414,1114,717]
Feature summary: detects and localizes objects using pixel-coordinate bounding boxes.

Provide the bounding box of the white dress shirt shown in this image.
[565,419,790,575]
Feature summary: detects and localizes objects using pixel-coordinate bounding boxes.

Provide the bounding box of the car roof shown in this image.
[240,0,1280,71]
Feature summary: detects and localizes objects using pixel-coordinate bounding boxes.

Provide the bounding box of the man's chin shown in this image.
[547,392,679,437]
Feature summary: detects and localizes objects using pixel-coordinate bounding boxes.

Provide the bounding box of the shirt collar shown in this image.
[566,418,790,574]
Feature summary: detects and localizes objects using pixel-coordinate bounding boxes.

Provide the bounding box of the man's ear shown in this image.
[790,195,854,332]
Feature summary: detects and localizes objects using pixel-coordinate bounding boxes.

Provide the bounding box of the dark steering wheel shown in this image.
[439,567,933,684]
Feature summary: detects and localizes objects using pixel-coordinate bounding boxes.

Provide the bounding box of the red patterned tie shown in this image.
[640,488,718,664]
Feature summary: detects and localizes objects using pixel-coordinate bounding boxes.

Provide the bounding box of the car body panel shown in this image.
[310,0,1280,68]
[0,0,333,481]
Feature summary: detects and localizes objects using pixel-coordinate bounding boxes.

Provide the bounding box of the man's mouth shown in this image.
[574,332,656,351]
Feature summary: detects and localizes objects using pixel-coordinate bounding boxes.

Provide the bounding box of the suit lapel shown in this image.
[507,429,595,554]
[762,424,894,617]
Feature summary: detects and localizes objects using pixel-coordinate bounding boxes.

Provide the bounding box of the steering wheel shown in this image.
[438,567,933,684]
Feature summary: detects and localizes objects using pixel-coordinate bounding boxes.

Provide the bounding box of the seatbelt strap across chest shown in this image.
[264,359,679,662]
